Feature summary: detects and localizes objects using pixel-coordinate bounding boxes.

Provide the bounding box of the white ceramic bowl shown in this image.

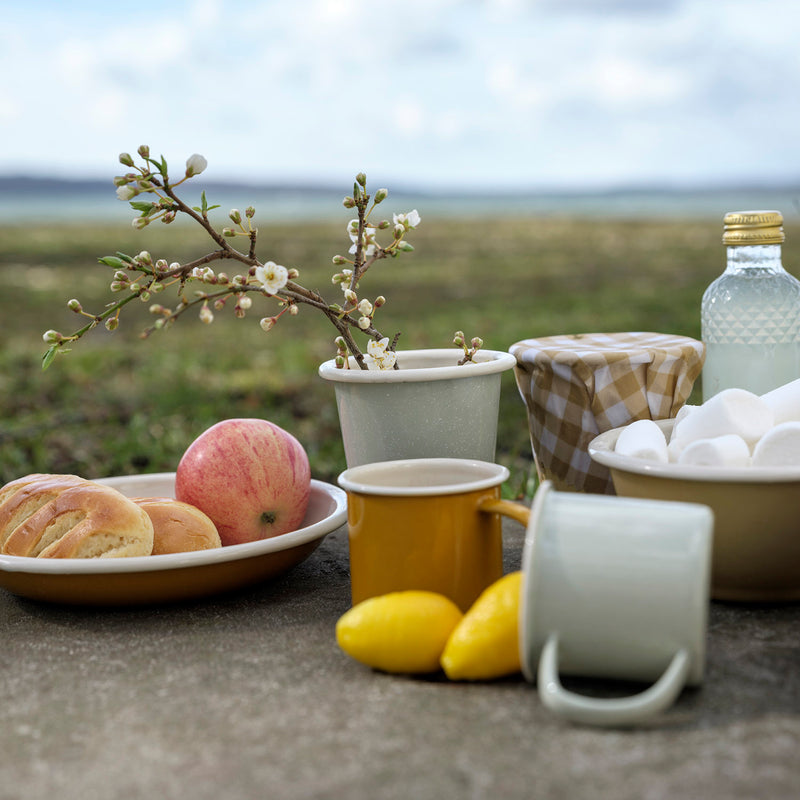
[589,419,800,602]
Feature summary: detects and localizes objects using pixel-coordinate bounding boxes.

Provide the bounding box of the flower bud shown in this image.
[344,289,357,304]
[356,172,367,187]
[67,299,82,313]
[229,208,242,224]
[335,355,346,369]
[374,188,388,203]
[287,268,299,279]
[43,330,62,344]
[289,304,299,315]
[149,304,165,315]
[245,206,255,218]
[453,331,465,346]
[357,299,373,315]
[260,316,276,332]
[332,255,347,266]
[358,316,371,330]
[137,145,150,158]
[119,153,134,167]
[238,295,253,310]
[342,196,356,209]
[139,291,151,302]
[471,337,483,349]
[374,295,386,307]
[393,224,405,239]
[132,217,149,230]
[138,180,153,190]
[155,259,168,271]
[222,227,235,237]
[199,304,214,324]
[151,282,164,292]
[378,220,390,229]
[136,251,152,265]
[113,175,129,187]
[185,153,208,177]
[105,317,119,331]
[397,241,414,252]
[116,185,139,202]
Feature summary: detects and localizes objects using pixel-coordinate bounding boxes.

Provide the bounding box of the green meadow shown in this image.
[2,212,797,497]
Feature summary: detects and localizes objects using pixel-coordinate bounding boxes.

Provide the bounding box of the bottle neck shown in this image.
[725,244,784,274]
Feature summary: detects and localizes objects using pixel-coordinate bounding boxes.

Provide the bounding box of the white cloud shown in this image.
[1,0,798,190]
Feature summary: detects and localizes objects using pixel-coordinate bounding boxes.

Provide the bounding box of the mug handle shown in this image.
[478,497,531,527]
[537,633,691,727]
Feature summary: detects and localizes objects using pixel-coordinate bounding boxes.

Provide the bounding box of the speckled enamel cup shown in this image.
[520,481,713,727]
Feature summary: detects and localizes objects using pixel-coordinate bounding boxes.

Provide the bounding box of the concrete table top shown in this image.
[1,518,798,800]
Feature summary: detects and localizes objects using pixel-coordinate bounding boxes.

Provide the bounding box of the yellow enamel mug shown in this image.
[337,458,527,612]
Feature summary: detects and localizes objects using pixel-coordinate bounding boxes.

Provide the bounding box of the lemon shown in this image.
[336,591,463,674]
[440,571,522,681]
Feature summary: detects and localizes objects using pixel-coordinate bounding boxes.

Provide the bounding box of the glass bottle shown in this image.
[701,210,800,401]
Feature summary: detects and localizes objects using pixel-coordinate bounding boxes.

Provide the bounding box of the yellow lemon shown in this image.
[440,571,522,681]
[336,590,463,674]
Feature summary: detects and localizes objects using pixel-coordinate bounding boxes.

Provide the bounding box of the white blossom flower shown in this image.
[357,299,373,316]
[365,337,397,370]
[185,154,208,177]
[348,223,378,257]
[393,209,421,229]
[254,262,289,295]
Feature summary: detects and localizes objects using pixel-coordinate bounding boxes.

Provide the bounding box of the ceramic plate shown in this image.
[0,473,347,606]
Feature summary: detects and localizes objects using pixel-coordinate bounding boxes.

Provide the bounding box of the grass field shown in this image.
[2,209,797,498]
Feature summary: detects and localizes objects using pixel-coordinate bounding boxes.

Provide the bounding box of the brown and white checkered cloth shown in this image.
[510,332,705,494]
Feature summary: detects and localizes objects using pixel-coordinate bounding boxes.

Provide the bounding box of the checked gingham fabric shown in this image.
[510,332,705,494]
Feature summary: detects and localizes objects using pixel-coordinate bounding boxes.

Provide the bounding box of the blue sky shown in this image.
[2,0,799,191]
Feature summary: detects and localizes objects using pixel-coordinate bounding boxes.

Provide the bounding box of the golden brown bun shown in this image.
[132,497,221,555]
[0,474,154,558]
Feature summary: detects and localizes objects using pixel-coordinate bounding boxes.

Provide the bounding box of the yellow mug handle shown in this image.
[478,497,531,527]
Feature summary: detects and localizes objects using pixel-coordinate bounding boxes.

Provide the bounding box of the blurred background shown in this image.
[1,0,799,493]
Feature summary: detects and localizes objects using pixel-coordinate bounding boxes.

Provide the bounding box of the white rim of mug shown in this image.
[518,479,553,682]
[337,458,510,497]
[319,349,516,383]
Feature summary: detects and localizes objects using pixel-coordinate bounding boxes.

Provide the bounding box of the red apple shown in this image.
[174,418,311,546]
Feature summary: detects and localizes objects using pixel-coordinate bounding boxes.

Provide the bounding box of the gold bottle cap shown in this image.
[722,210,785,245]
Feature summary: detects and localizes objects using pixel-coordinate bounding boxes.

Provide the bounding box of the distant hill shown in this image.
[1,174,798,223]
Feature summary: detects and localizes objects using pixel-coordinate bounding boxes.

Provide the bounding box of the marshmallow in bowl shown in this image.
[761,378,800,425]
[672,388,774,448]
[751,421,800,467]
[678,434,751,468]
[614,419,668,463]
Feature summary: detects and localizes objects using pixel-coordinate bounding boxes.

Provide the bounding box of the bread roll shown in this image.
[0,473,154,558]
[132,497,221,555]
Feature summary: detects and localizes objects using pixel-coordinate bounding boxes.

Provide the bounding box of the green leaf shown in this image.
[200,190,208,214]
[115,251,134,263]
[98,256,126,267]
[130,201,157,214]
[41,346,57,370]
[206,204,220,211]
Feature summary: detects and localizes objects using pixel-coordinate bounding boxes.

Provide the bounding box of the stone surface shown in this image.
[1,520,798,800]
